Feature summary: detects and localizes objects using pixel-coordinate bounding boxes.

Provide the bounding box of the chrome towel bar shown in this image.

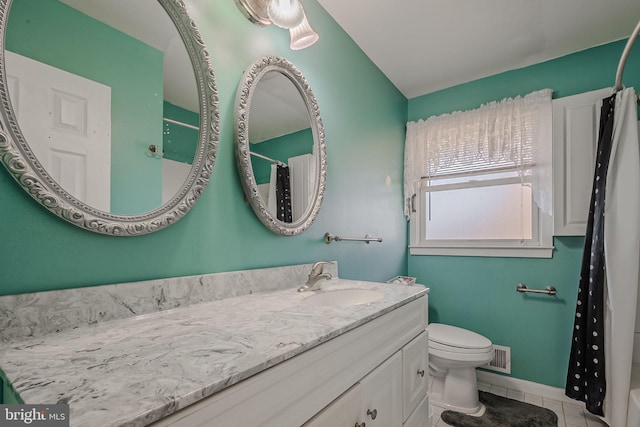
[516,283,557,296]
[324,232,382,244]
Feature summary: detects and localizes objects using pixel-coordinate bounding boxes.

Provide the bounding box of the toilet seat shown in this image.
[428,323,493,362]
[428,323,492,351]
[429,340,493,354]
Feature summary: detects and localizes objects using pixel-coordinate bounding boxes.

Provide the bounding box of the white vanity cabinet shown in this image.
[402,332,429,421]
[302,385,363,427]
[304,352,403,427]
[404,395,430,427]
[360,351,403,426]
[151,294,428,427]
[305,332,428,427]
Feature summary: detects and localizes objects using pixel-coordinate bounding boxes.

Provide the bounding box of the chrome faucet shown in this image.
[298,261,333,292]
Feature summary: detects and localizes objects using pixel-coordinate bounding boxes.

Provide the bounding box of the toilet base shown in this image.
[430,366,484,415]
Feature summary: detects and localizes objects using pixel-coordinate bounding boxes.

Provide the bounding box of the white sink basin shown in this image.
[302,289,384,307]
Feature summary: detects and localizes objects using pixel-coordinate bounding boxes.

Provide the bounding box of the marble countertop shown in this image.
[0,279,427,427]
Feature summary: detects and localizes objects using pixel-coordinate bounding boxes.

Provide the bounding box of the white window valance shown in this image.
[404,88,553,217]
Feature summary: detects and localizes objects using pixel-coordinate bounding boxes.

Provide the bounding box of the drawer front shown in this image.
[402,331,428,421]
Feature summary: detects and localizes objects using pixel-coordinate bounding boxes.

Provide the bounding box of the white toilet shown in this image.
[428,323,494,415]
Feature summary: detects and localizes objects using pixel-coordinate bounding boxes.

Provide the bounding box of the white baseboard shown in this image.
[476,370,586,406]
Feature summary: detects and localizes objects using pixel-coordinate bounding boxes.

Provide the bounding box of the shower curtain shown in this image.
[275,164,293,223]
[267,164,278,217]
[566,87,640,427]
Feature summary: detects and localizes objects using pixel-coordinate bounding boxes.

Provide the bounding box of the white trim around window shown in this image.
[409,178,554,258]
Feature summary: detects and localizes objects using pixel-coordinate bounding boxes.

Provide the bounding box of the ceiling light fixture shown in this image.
[289,14,319,50]
[267,0,304,29]
[235,0,319,49]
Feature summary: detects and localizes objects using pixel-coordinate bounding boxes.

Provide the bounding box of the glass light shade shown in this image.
[290,15,319,50]
[267,0,304,29]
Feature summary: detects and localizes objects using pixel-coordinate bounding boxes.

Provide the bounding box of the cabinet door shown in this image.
[552,87,611,235]
[402,331,428,422]
[360,351,403,427]
[303,385,364,427]
[404,394,430,427]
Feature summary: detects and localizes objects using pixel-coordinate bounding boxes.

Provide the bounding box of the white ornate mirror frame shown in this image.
[0,0,219,236]
[234,56,326,236]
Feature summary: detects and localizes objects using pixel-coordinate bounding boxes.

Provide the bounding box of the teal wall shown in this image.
[0,0,408,295]
[163,101,199,165]
[407,40,640,388]
[6,0,163,215]
[0,369,22,404]
[3,0,637,393]
[251,128,314,184]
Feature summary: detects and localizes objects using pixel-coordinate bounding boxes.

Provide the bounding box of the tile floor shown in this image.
[431,381,609,427]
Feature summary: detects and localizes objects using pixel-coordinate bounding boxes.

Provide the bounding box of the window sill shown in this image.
[409,245,555,258]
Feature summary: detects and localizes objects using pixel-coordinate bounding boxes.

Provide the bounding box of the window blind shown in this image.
[405,88,552,216]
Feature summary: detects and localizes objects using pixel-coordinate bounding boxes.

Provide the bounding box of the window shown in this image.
[405,89,554,258]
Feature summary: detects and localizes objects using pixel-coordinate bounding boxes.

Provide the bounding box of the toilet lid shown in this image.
[428,323,492,350]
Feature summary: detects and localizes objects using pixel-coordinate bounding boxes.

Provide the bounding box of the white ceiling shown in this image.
[60,0,198,112]
[249,71,310,144]
[317,0,640,99]
[57,0,308,137]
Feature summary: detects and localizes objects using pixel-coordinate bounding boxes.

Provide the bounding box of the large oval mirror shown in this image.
[0,0,219,235]
[235,56,326,236]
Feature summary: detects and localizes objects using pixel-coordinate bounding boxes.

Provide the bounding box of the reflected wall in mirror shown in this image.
[235,56,326,236]
[0,0,219,235]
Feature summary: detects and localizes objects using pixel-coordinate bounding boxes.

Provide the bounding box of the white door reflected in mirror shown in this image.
[7,51,111,211]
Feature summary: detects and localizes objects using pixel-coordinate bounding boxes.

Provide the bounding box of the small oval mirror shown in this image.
[235,56,326,235]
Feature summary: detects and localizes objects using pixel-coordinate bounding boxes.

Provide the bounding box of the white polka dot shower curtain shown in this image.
[275,164,293,223]
[565,87,640,427]
[565,93,613,416]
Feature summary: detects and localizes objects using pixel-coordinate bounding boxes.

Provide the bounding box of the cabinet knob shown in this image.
[354,423,366,427]
[367,409,377,420]
[417,369,425,377]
